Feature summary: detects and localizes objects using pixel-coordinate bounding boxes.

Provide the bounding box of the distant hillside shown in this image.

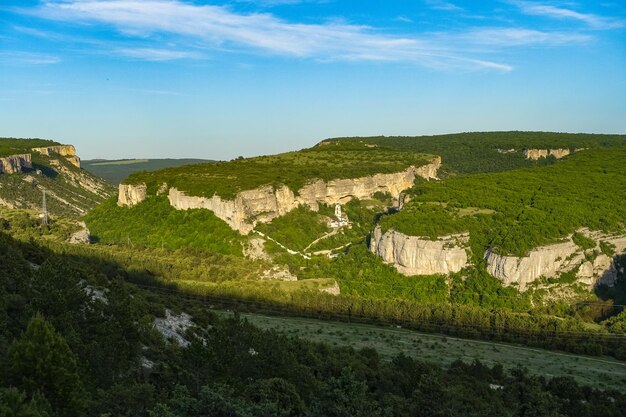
[326,131,626,176]
[82,158,212,184]
[0,138,114,217]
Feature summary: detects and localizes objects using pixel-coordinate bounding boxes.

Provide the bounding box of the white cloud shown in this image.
[115,47,202,61]
[511,1,625,29]
[426,1,463,12]
[17,0,595,72]
[0,51,61,65]
[24,0,510,71]
[461,27,592,46]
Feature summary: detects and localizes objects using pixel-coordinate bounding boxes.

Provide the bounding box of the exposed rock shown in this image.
[118,183,148,206]
[32,145,81,167]
[165,158,441,234]
[370,226,469,276]
[157,182,169,195]
[153,309,194,348]
[485,233,626,290]
[320,281,341,296]
[485,241,582,290]
[69,222,91,244]
[244,237,270,261]
[261,266,297,281]
[0,154,32,174]
[83,284,108,304]
[523,148,571,160]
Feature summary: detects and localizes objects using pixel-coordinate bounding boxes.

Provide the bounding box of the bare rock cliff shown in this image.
[523,148,571,160]
[485,234,626,290]
[118,183,148,206]
[370,226,469,275]
[0,154,32,174]
[33,145,81,167]
[122,157,441,234]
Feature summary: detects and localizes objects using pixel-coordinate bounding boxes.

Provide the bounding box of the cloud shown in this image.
[0,51,61,65]
[511,1,625,29]
[22,0,512,71]
[115,47,202,61]
[17,0,593,72]
[461,28,592,46]
[426,0,463,12]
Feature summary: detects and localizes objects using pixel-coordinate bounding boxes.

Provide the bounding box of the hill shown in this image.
[0,138,114,218]
[2,231,625,416]
[82,158,212,184]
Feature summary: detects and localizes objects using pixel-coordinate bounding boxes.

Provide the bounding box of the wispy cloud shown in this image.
[22,0,511,71]
[461,28,592,46]
[0,51,61,65]
[511,1,625,29]
[426,0,463,12]
[116,47,202,61]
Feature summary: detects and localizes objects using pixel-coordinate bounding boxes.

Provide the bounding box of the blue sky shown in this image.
[1,0,625,159]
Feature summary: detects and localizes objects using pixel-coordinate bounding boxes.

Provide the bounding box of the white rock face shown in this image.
[485,233,626,290]
[485,241,582,290]
[523,148,571,160]
[33,145,81,167]
[118,183,148,206]
[153,310,194,348]
[370,226,469,275]
[69,222,91,244]
[0,154,32,174]
[164,158,441,234]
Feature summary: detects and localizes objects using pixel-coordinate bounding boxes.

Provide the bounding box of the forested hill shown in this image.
[325,131,626,175]
[0,138,114,217]
[1,230,626,416]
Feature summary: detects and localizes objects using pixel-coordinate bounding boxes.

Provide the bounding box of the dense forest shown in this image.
[381,147,626,256]
[2,231,626,417]
[328,131,626,175]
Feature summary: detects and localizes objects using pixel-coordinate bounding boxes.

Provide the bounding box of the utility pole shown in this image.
[41,190,48,226]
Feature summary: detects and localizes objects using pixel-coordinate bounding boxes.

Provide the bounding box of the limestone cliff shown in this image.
[523,148,571,160]
[485,233,626,290]
[118,183,148,206]
[0,154,32,174]
[33,145,81,168]
[370,226,469,276]
[122,157,441,234]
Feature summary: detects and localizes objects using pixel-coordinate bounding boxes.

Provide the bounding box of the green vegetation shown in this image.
[0,138,59,157]
[82,158,211,184]
[124,143,434,199]
[235,312,626,391]
[0,208,81,242]
[600,240,617,257]
[380,148,626,257]
[85,196,243,256]
[0,146,114,217]
[2,230,626,417]
[328,131,626,175]
[573,232,596,250]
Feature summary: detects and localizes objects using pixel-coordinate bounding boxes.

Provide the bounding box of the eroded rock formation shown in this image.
[485,233,626,290]
[523,148,571,160]
[370,226,469,275]
[0,154,32,174]
[121,158,441,234]
[118,183,147,206]
[33,145,81,167]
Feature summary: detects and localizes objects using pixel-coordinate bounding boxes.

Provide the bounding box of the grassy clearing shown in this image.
[225,311,626,391]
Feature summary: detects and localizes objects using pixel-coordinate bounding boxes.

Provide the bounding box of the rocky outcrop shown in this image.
[118,183,148,206]
[0,154,32,174]
[153,310,194,348]
[69,222,91,244]
[163,158,441,234]
[523,148,571,160]
[485,233,626,290]
[485,241,582,290]
[370,226,469,276]
[33,145,81,167]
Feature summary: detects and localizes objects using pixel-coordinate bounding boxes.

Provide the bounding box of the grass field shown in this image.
[219,311,626,391]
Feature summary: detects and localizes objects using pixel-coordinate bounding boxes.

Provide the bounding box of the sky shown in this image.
[1,0,625,160]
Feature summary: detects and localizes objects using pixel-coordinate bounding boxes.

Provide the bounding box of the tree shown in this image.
[7,315,86,417]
